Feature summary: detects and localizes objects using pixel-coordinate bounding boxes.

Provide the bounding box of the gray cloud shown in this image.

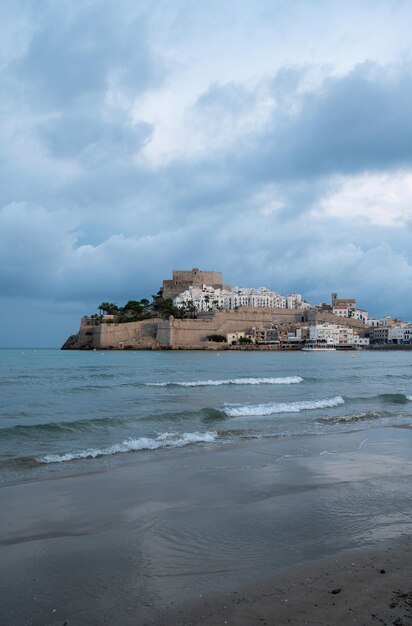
[0,0,161,214]
[11,1,162,105]
[249,63,412,182]
[1,2,412,346]
[40,110,153,161]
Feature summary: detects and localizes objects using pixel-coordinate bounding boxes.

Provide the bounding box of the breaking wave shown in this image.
[407,395,412,401]
[38,431,219,464]
[223,395,345,417]
[147,376,303,387]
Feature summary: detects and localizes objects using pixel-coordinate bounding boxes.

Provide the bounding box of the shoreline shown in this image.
[62,343,412,351]
[1,427,412,624]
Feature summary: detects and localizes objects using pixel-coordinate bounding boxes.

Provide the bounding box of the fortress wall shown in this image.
[97,319,161,349]
[64,308,368,350]
[69,324,100,349]
[167,318,215,348]
[307,311,367,330]
[156,321,172,347]
[211,309,305,326]
[167,309,306,348]
[166,309,367,349]
[171,269,222,286]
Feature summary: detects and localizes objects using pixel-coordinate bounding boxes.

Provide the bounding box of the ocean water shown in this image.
[1,348,411,471]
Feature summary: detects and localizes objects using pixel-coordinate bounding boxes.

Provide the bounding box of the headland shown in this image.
[62,307,368,351]
[62,267,412,351]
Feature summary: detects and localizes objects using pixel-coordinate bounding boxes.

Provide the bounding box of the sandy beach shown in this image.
[1,426,412,625]
[175,538,412,626]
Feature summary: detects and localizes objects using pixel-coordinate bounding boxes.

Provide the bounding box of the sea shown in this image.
[1,348,412,482]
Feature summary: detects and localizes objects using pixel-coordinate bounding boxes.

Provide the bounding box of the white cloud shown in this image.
[132,0,412,163]
[317,171,412,226]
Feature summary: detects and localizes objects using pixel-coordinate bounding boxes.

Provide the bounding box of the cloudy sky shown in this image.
[1,0,412,346]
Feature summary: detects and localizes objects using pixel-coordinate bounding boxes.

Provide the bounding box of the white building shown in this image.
[229,287,287,309]
[333,305,369,323]
[173,286,229,312]
[351,308,369,323]
[367,317,393,328]
[173,285,310,312]
[388,325,412,344]
[309,323,339,345]
[353,336,370,347]
[309,323,369,347]
[333,304,350,318]
[287,294,311,309]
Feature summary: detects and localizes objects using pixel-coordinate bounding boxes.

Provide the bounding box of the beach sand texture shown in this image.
[1,426,412,625]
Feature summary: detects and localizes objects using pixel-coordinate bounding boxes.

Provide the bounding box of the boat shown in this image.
[302,341,337,351]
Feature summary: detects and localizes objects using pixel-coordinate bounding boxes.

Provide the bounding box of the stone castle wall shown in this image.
[158,309,307,349]
[164,309,366,349]
[62,319,162,350]
[306,310,366,330]
[97,320,160,349]
[63,308,367,350]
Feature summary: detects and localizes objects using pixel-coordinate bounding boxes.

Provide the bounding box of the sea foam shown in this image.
[147,376,303,387]
[223,395,345,417]
[38,431,218,464]
[407,395,412,401]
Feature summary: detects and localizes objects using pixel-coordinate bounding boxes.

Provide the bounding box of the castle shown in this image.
[62,270,371,350]
[162,268,223,299]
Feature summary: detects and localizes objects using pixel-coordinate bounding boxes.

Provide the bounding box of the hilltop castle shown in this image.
[63,268,399,351]
[162,268,223,299]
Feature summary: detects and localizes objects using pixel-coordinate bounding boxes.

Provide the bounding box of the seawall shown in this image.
[62,308,368,350]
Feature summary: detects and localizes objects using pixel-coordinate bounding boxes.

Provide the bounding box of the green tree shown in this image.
[152,297,179,318]
[98,302,120,315]
[239,336,252,344]
[207,334,227,343]
[123,300,144,315]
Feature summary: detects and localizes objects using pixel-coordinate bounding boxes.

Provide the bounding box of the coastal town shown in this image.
[63,268,412,350]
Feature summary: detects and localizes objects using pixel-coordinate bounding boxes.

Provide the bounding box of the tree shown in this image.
[152,289,163,301]
[152,297,179,318]
[98,302,120,315]
[123,300,144,315]
[239,336,252,344]
[207,334,227,343]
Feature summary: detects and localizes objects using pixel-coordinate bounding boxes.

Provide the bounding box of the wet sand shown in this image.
[1,427,412,625]
[175,537,412,625]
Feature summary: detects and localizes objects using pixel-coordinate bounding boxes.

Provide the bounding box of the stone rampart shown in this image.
[62,307,368,350]
[307,310,367,330]
[97,319,161,349]
[162,309,305,349]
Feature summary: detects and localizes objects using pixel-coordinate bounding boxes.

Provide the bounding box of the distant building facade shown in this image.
[388,325,412,344]
[309,322,369,347]
[173,285,311,312]
[331,292,357,311]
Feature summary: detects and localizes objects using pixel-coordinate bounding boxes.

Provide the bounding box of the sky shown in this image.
[1,0,412,347]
